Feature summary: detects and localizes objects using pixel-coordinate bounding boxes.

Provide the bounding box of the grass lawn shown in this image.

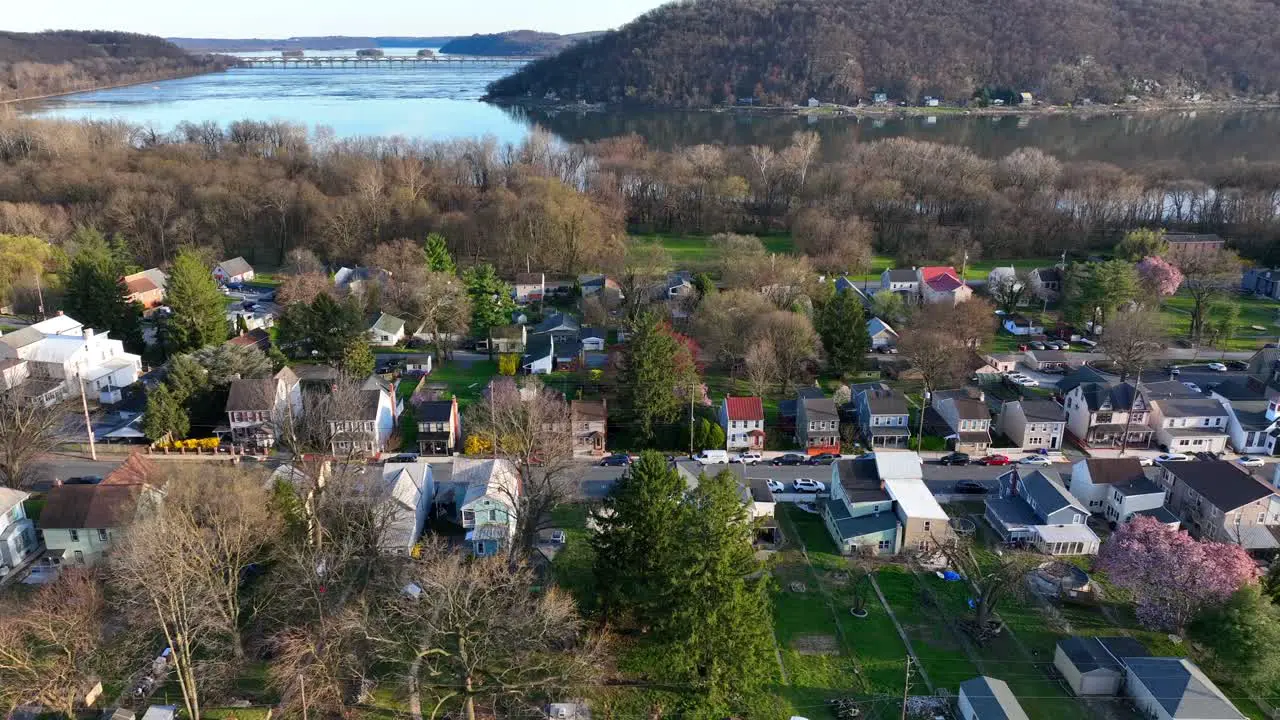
[630,232,795,272]
[426,358,498,411]
[1160,291,1280,351]
[874,566,981,694]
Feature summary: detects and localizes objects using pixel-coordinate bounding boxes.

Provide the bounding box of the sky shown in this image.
[6,0,670,38]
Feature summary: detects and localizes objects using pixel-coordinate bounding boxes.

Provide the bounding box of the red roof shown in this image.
[926,273,965,292]
[724,396,765,421]
[125,276,159,295]
[919,266,958,282]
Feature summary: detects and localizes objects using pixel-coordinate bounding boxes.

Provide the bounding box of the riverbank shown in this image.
[0,66,226,107]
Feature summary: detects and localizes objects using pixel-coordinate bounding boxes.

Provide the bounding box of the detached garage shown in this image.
[1053,636,1150,696]
[957,676,1029,720]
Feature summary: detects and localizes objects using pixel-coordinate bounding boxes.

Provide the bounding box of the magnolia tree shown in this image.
[1097,515,1257,631]
[1136,256,1184,298]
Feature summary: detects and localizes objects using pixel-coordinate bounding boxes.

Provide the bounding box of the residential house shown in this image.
[1124,657,1244,720]
[40,455,159,567]
[1002,314,1043,336]
[986,266,1025,301]
[918,266,973,305]
[821,454,950,555]
[379,463,434,554]
[663,271,694,300]
[853,386,910,448]
[1068,458,1173,526]
[451,458,520,556]
[570,399,608,457]
[333,266,389,297]
[880,268,919,298]
[486,324,528,354]
[227,307,275,334]
[521,335,554,375]
[1210,377,1280,455]
[796,396,840,453]
[985,469,1099,555]
[293,364,340,391]
[0,358,29,390]
[866,317,899,351]
[580,327,606,352]
[1164,232,1225,254]
[368,312,407,347]
[578,273,621,297]
[0,319,141,404]
[1064,382,1151,448]
[1242,267,1280,300]
[513,272,545,303]
[965,353,1004,385]
[1053,636,1150,697]
[1156,461,1280,549]
[835,276,872,307]
[1147,397,1231,454]
[329,375,399,456]
[998,399,1066,451]
[1023,349,1075,371]
[957,676,1030,720]
[212,256,254,285]
[123,269,168,313]
[1057,366,1111,396]
[876,452,952,553]
[227,328,271,351]
[553,338,583,371]
[414,396,460,455]
[720,396,766,451]
[934,390,992,454]
[225,367,302,451]
[0,487,37,577]
[985,353,1020,375]
[532,313,580,343]
[1029,267,1063,301]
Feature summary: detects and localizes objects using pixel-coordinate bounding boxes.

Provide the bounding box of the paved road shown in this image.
[29,456,125,490]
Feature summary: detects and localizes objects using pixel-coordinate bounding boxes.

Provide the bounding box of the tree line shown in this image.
[487,0,1280,107]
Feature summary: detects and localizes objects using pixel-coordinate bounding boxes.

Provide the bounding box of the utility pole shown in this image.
[960,251,969,282]
[79,376,96,461]
[298,673,309,720]
[1119,375,1141,456]
[34,269,46,320]
[688,378,696,458]
[915,389,930,453]
[900,654,913,720]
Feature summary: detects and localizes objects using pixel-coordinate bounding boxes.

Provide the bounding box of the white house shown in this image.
[958,676,1030,720]
[581,328,606,352]
[1002,314,1043,336]
[1210,380,1280,455]
[329,376,399,457]
[1068,458,1173,526]
[521,335,554,375]
[0,320,141,404]
[1029,267,1063,301]
[380,463,434,554]
[0,487,37,578]
[880,268,919,296]
[368,312,407,347]
[867,317,899,350]
[720,396,766,451]
[1147,397,1231,454]
[513,272,545,303]
[212,257,255,285]
[452,458,520,557]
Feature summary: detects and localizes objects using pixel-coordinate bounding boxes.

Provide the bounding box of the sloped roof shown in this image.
[572,399,608,422]
[383,463,431,511]
[0,487,29,512]
[863,387,908,415]
[514,272,544,285]
[925,272,966,292]
[1021,469,1084,517]
[1161,460,1274,511]
[1033,267,1062,283]
[1077,382,1137,412]
[1153,398,1228,418]
[1058,366,1110,395]
[41,484,144,529]
[217,256,253,277]
[415,399,455,422]
[1125,657,1243,719]
[918,266,957,283]
[124,274,159,294]
[1057,636,1149,674]
[1082,458,1146,486]
[102,453,155,486]
[227,329,271,349]
[724,396,764,421]
[533,312,579,334]
[371,312,406,336]
[454,457,519,508]
[801,397,838,421]
[867,317,898,338]
[0,326,44,350]
[31,315,84,335]
[883,268,918,283]
[227,378,276,412]
[959,676,1030,720]
[946,396,990,420]
[1018,399,1065,422]
[1143,380,1204,400]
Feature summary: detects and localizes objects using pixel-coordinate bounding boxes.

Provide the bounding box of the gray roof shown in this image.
[985,496,1045,529]
[1076,382,1137,412]
[217,256,253,277]
[1058,366,1110,395]
[863,387,908,416]
[226,378,276,412]
[1057,636,1149,674]
[0,325,44,350]
[1124,657,1244,719]
[1143,380,1204,400]
[1022,470,1082,516]
[884,268,917,283]
[1082,458,1147,486]
[1112,475,1162,497]
[1033,267,1062,283]
[1136,506,1181,524]
[533,312,579,334]
[802,397,839,421]
[1018,399,1065,423]
[371,312,406,336]
[947,397,990,420]
[581,327,606,341]
[523,335,553,363]
[1161,460,1275,511]
[1226,399,1272,430]
[959,676,1030,720]
[835,459,892,503]
[1029,349,1070,362]
[831,509,898,540]
[1154,398,1228,418]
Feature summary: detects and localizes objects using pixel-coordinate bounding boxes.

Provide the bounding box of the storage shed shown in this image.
[1053,636,1149,696]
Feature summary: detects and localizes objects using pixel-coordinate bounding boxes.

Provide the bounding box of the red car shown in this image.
[976,454,1011,466]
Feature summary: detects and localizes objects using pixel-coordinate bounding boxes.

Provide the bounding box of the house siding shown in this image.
[44,527,115,567]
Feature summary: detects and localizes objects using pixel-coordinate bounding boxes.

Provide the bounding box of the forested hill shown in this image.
[0,31,225,102]
[485,0,1280,107]
[440,30,602,57]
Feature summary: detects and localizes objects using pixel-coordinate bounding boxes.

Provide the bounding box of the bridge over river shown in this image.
[236,55,529,68]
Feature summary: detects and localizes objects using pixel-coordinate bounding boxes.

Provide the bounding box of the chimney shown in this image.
[1267,398,1279,423]
[1008,469,1020,497]
[53,478,62,487]
[82,328,94,341]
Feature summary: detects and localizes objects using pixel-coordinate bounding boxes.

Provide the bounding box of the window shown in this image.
[923,521,931,532]
[1203,418,1211,426]
[69,529,79,542]
[98,529,109,542]
[74,550,84,564]
[877,539,892,551]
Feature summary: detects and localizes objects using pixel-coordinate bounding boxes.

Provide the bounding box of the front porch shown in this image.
[1079,424,1152,449]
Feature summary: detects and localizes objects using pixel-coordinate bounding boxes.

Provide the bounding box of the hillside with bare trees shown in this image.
[487,0,1280,107]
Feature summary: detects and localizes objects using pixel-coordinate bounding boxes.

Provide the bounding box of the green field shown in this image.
[425,358,498,410]
[1160,291,1280,351]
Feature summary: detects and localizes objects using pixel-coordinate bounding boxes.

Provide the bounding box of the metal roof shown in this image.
[959,676,1030,720]
[1124,658,1244,719]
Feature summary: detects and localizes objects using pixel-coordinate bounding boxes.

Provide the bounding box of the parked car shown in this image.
[954,480,990,494]
[793,478,827,493]
[1166,366,1182,376]
[1139,456,1155,466]
[765,479,785,493]
[1227,360,1248,371]
[1181,382,1202,393]
[693,449,730,465]
[1030,341,1046,350]
[772,453,808,466]
[1206,362,1228,372]
[550,530,567,544]
[1156,452,1191,463]
[938,452,970,466]
[1017,377,1041,387]
[599,454,631,467]
[383,453,419,463]
[807,452,841,465]
[734,451,764,465]
[1238,456,1266,468]
[876,345,899,354]
[1019,455,1053,466]
[1194,451,1221,461]
[975,454,1011,466]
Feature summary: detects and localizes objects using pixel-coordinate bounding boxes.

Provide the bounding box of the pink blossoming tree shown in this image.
[1136,256,1184,298]
[1097,515,1257,631]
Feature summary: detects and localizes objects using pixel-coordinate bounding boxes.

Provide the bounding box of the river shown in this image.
[21,53,1280,168]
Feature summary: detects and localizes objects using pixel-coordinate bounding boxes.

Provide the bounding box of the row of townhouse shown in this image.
[1063,378,1231,453]
[0,314,142,406]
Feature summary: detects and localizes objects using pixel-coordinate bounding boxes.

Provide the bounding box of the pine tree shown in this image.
[143,384,190,442]
[164,248,229,353]
[424,233,456,273]
[61,229,144,352]
[817,288,869,377]
[619,312,696,441]
[591,451,687,625]
[276,293,364,364]
[339,339,376,378]
[462,264,515,338]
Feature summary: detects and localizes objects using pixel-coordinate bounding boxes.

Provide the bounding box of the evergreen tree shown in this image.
[143,384,190,442]
[706,420,726,450]
[61,229,144,352]
[276,293,364,364]
[619,312,697,441]
[692,272,716,302]
[164,248,228,353]
[1190,585,1280,693]
[817,289,869,376]
[424,233,456,273]
[591,451,687,625]
[339,339,376,378]
[662,470,776,712]
[462,263,515,338]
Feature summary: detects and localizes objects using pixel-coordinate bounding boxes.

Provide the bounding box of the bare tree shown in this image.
[0,391,65,489]
[1098,308,1167,381]
[743,339,778,398]
[933,535,1037,643]
[465,377,581,557]
[987,269,1031,314]
[385,541,603,720]
[0,570,104,719]
[407,271,472,361]
[615,242,671,323]
[1167,247,1241,343]
[751,310,820,395]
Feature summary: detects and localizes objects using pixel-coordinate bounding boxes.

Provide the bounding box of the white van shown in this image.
[693,449,730,465]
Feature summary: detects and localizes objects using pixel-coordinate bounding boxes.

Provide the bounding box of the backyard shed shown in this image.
[1053,636,1149,696]
[957,676,1030,720]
